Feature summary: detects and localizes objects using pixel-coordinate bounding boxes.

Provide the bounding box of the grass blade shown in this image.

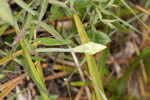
[34,38,72,46]
[73,14,106,100]
[0,42,39,66]
[39,22,63,40]
[0,1,50,100]
[14,0,37,15]
[121,0,150,33]
[0,24,9,36]
[99,48,109,79]
[38,0,48,22]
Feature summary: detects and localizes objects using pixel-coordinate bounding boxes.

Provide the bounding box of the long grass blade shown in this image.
[38,0,48,22]
[73,14,107,100]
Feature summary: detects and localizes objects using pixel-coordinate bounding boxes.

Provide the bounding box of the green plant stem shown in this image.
[14,26,49,100]
[73,14,105,100]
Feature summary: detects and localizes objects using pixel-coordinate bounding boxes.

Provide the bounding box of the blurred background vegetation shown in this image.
[0,0,150,100]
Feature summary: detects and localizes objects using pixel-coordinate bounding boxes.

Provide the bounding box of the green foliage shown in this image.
[34,38,72,46]
[88,30,111,45]
[0,0,150,100]
[37,41,106,55]
[0,0,14,25]
[0,1,49,100]
[73,0,91,8]
[49,5,64,21]
[112,22,130,33]
[39,22,63,40]
[38,0,48,23]
[14,0,37,15]
[74,14,105,100]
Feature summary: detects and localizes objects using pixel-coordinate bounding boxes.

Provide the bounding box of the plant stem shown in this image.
[14,26,49,100]
[73,14,106,100]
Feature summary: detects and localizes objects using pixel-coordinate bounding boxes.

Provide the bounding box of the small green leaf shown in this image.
[88,30,111,45]
[95,31,111,45]
[0,0,14,25]
[35,38,72,46]
[14,0,37,15]
[72,42,106,54]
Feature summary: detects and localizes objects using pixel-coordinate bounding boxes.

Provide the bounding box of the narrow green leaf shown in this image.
[29,24,35,40]
[20,39,49,100]
[14,0,37,15]
[121,0,150,33]
[113,15,141,34]
[38,0,48,22]
[39,22,63,40]
[99,48,109,79]
[112,22,130,33]
[0,24,9,36]
[73,14,105,100]
[35,38,71,46]
[96,8,102,20]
